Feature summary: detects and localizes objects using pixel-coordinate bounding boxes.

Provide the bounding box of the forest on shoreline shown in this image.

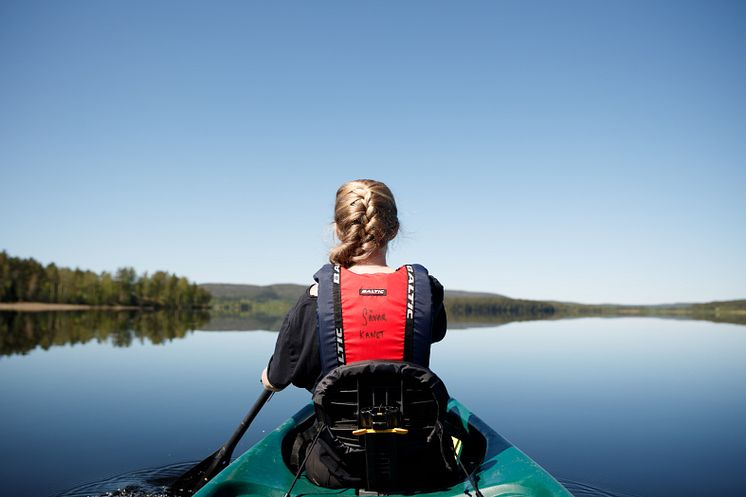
[2,255,744,355]
[0,252,211,309]
[3,252,744,327]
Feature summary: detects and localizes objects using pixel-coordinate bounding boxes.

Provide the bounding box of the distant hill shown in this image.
[201,282,509,301]
[200,282,746,328]
[200,283,307,302]
[445,289,508,299]
[688,299,746,312]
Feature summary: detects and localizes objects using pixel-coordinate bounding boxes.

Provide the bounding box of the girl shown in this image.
[260,179,449,488]
[261,179,447,392]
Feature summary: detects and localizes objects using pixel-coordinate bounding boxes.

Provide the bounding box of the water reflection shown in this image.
[0,311,210,357]
[200,312,284,331]
[2,308,743,358]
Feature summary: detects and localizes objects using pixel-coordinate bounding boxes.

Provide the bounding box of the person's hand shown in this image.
[261,367,281,392]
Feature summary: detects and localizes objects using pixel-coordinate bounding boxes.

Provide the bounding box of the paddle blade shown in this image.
[169,447,229,496]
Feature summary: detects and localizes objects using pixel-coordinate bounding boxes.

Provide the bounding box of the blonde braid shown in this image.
[329,180,399,267]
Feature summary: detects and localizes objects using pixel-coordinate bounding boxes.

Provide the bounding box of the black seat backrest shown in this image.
[312,361,454,492]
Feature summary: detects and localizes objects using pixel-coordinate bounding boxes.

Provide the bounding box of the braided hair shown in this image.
[329,179,400,268]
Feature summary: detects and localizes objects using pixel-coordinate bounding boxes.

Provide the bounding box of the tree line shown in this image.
[445,296,557,319]
[0,251,211,308]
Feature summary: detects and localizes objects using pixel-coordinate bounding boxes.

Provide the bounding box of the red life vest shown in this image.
[314,264,434,375]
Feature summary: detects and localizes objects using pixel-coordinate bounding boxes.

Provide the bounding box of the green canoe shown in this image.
[192,398,573,497]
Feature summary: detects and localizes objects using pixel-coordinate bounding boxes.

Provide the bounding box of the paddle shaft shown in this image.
[207,388,273,472]
[170,388,273,495]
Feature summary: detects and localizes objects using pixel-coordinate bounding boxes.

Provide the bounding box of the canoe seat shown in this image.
[310,361,460,492]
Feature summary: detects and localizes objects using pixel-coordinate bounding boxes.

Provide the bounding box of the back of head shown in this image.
[330,179,399,268]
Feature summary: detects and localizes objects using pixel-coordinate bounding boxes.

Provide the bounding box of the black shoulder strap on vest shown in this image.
[314,264,344,374]
[331,264,345,367]
[403,265,416,362]
[408,264,433,366]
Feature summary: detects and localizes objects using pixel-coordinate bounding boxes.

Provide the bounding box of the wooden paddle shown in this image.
[170,388,273,496]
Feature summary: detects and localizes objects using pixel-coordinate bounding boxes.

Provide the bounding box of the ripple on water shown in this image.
[51,462,193,497]
[558,478,644,497]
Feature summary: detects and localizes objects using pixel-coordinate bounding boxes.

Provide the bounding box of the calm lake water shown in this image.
[1,314,744,497]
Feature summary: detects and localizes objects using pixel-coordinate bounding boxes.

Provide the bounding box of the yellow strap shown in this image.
[452,436,463,455]
[352,427,409,436]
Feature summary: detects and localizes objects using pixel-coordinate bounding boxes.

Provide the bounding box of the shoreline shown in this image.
[0,302,143,312]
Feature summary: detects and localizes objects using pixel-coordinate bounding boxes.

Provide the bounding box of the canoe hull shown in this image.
[194,399,572,497]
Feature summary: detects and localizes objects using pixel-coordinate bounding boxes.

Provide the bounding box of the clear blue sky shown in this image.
[1,1,744,304]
